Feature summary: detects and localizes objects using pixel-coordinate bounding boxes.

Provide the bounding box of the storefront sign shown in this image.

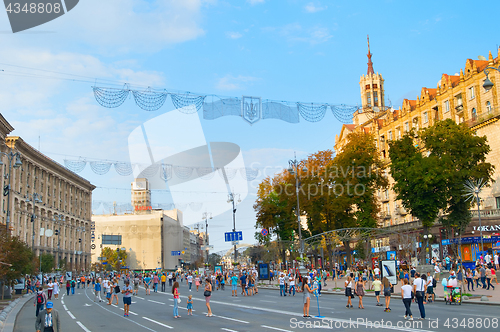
[472,225,500,232]
[135,206,152,211]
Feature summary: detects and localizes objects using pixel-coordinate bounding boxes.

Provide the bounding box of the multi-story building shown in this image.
[91,178,187,271]
[0,114,95,272]
[335,45,500,263]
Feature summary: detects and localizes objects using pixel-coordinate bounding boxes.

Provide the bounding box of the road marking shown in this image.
[463,313,499,318]
[84,303,92,307]
[148,299,165,305]
[61,300,65,304]
[67,310,76,319]
[119,308,138,315]
[262,325,292,332]
[76,321,91,332]
[63,305,68,310]
[221,329,239,332]
[142,317,173,329]
[203,313,249,324]
[83,288,157,332]
[260,300,275,303]
[136,296,145,300]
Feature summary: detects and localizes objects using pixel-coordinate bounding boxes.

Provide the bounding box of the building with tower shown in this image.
[335,40,500,261]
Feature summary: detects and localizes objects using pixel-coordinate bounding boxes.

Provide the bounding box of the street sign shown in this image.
[231,241,239,246]
[261,228,268,236]
[171,251,181,256]
[224,231,243,242]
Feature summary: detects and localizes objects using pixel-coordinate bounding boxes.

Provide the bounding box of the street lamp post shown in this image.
[227,193,240,264]
[26,192,43,250]
[202,212,212,266]
[482,65,500,90]
[288,153,308,275]
[464,179,486,255]
[0,149,23,235]
[423,233,432,264]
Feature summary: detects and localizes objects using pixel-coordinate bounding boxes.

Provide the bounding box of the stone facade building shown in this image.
[0,114,95,272]
[335,45,500,262]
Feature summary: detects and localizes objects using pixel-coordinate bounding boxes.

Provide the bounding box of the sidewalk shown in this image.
[258,276,500,305]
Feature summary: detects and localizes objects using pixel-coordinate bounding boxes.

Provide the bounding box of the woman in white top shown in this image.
[400,279,413,320]
[345,276,353,308]
[47,279,54,300]
[289,274,296,296]
[53,280,60,299]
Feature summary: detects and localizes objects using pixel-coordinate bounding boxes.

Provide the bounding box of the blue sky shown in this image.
[0,0,499,253]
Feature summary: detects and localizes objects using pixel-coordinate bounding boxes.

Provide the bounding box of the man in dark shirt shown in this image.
[240,273,247,296]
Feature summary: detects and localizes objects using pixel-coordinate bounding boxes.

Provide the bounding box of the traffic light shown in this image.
[78,238,82,243]
[55,229,59,236]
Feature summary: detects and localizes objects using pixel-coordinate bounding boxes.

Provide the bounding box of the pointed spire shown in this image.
[489,50,494,65]
[460,69,464,82]
[367,35,374,75]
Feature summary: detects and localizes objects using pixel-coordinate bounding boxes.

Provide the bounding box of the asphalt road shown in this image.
[14,282,500,332]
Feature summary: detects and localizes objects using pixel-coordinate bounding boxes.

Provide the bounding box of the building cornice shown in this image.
[0,113,15,139]
[6,136,96,192]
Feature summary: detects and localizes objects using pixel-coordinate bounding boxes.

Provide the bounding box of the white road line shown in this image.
[203,313,249,324]
[142,317,173,329]
[135,296,145,300]
[119,308,138,315]
[463,313,499,318]
[260,300,275,303]
[63,305,68,310]
[83,288,157,332]
[76,321,91,332]
[147,299,165,305]
[67,311,76,319]
[261,325,292,332]
[221,328,239,332]
[61,300,65,304]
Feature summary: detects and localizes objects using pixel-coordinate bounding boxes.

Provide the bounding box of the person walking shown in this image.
[121,280,133,317]
[111,278,120,305]
[47,279,54,300]
[133,275,140,295]
[279,273,286,297]
[144,274,152,295]
[382,276,392,312]
[231,273,238,297]
[172,281,181,318]
[70,279,76,295]
[161,273,166,292]
[345,276,353,309]
[94,278,102,302]
[195,275,201,292]
[356,277,365,309]
[413,272,426,320]
[53,280,59,300]
[187,273,193,292]
[35,301,60,332]
[400,279,413,321]
[480,265,487,288]
[302,276,316,318]
[372,276,382,306]
[289,273,296,296]
[65,280,70,296]
[425,272,434,303]
[204,278,213,317]
[34,287,47,317]
[486,267,495,290]
[153,273,159,293]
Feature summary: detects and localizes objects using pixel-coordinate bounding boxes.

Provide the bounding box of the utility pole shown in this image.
[202,212,212,267]
[227,193,240,264]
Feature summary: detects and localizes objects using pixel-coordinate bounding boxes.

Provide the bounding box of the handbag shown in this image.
[177,298,181,304]
[114,285,120,293]
[204,290,211,297]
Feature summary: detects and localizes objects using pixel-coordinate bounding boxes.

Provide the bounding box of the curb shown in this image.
[257,285,500,306]
[0,294,34,332]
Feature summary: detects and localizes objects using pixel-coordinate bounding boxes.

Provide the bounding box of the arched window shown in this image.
[471,108,477,121]
[486,101,492,114]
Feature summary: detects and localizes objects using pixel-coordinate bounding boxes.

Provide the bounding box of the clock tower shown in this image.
[359,35,385,111]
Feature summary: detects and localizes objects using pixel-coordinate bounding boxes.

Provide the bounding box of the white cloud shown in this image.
[226,31,243,39]
[247,0,265,5]
[0,0,208,54]
[216,75,260,91]
[304,2,327,13]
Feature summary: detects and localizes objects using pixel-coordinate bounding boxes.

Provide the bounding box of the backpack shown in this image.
[37,293,44,304]
[432,278,437,288]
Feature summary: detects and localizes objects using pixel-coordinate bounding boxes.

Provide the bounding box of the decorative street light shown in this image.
[423,233,432,264]
[227,193,240,264]
[288,152,308,275]
[26,192,43,250]
[482,65,500,90]
[0,149,23,235]
[464,178,487,254]
[202,212,212,266]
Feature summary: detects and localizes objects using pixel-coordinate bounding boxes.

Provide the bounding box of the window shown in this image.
[469,86,475,100]
[388,131,393,141]
[404,122,409,133]
[365,84,370,90]
[373,84,378,89]
[496,197,500,209]
[486,101,492,114]
[397,128,401,139]
[423,112,428,124]
[366,92,371,106]
[102,235,122,245]
[471,108,477,121]
[374,91,379,106]
[384,190,389,200]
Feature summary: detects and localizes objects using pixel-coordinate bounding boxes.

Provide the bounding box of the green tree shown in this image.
[101,247,128,271]
[39,253,55,273]
[389,119,494,263]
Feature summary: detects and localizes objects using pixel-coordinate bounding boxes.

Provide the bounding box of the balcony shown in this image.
[470,208,500,218]
[380,212,392,219]
[466,107,500,129]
